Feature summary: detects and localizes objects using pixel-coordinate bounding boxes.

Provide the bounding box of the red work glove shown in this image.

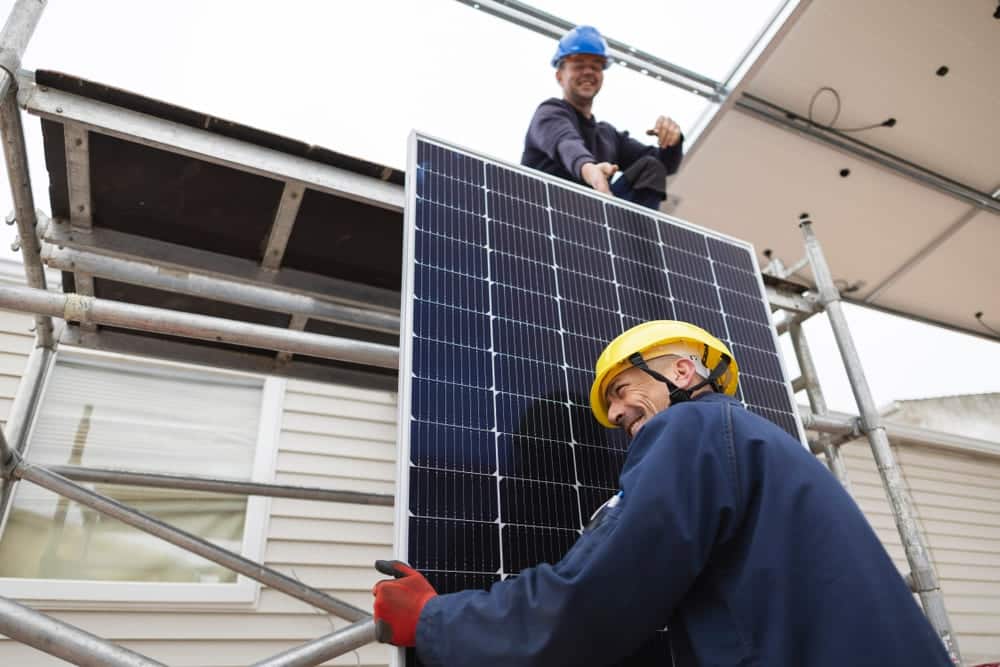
[372,560,437,647]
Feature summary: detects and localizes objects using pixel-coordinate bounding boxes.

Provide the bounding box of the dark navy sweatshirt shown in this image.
[521,98,684,185]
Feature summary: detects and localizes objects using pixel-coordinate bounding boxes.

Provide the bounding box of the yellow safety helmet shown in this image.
[589,320,740,428]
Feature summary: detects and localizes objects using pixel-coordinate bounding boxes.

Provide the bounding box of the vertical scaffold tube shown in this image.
[800,219,961,664]
[787,318,852,492]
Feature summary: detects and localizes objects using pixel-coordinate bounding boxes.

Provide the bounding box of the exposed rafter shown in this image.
[261,181,306,270]
[63,122,93,229]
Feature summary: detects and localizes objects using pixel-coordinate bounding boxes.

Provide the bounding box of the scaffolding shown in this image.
[0,1,986,664]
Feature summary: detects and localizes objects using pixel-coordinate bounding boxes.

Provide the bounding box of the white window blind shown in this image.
[0,353,265,586]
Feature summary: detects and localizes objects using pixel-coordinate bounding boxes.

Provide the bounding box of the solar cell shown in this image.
[395,135,804,666]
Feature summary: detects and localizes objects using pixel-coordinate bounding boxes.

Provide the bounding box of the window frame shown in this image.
[0,347,285,611]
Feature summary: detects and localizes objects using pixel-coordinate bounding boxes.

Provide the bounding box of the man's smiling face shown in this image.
[603,361,675,442]
[556,54,605,106]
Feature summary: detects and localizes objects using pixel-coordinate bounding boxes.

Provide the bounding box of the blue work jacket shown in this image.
[416,393,952,666]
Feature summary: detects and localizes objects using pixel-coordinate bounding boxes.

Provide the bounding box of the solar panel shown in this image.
[394,134,804,665]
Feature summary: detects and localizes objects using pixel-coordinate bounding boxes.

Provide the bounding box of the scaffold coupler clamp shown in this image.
[0,444,24,480]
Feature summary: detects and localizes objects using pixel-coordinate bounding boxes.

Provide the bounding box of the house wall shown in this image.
[0,309,36,430]
[0,269,397,666]
[891,394,1000,444]
[835,437,1000,665]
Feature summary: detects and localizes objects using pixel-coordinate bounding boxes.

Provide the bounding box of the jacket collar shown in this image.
[618,392,740,477]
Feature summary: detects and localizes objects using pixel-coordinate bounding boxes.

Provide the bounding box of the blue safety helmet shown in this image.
[551,25,611,69]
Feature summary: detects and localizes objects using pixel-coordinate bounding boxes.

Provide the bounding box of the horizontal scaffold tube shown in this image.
[42,244,401,335]
[799,409,1000,460]
[0,285,399,369]
[48,464,394,505]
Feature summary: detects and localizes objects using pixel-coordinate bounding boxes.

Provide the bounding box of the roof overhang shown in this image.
[671,0,1000,340]
[23,70,406,389]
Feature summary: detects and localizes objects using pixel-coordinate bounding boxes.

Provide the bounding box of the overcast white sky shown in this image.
[1,0,999,419]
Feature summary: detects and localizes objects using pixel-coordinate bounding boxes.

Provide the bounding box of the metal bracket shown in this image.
[765,285,818,315]
[62,292,94,324]
[0,49,21,87]
[0,445,23,481]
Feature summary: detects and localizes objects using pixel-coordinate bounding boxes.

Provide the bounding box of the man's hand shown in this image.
[580,161,619,194]
[372,560,437,647]
[646,115,682,148]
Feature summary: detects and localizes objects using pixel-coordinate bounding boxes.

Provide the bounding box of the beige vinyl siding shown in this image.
[0,311,36,427]
[899,444,1000,664]
[837,440,1000,664]
[0,374,396,666]
[0,260,47,426]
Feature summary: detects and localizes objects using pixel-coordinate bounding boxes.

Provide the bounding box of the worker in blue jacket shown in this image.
[374,320,955,666]
[521,26,684,210]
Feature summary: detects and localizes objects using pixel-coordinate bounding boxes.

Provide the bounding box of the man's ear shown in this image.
[673,358,698,388]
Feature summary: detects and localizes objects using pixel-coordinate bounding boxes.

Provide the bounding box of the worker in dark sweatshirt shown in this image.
[521,25,684,211]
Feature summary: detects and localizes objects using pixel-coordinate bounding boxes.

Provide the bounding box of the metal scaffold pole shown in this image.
[41,242,401,335]
[799,219,962,664]
[0,595,168,667]
[249,619,380,667]
[0,340,54,516]
[786,316,852,492]
[0,0,54,349]
[0,284,400,368]
[801,409,1000,460]
[0,1,46,101]
[46,464,394,505]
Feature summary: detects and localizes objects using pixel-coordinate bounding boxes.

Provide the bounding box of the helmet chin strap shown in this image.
[627,351,733,405]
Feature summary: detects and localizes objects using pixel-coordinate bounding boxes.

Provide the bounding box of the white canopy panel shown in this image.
[672,0,1000,339]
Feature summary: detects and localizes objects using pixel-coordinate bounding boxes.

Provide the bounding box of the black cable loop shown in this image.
[807,86,893,133]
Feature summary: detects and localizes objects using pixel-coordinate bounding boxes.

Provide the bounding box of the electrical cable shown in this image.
[807,86,896,133]
[291,566,365,665]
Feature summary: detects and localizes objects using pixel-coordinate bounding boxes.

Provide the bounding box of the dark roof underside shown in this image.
[37,71,403,388]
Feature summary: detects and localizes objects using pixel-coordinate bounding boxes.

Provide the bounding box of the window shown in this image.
[0,349,284,608]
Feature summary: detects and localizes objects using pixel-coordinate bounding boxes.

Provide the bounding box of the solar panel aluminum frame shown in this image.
[391,131,806,665]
